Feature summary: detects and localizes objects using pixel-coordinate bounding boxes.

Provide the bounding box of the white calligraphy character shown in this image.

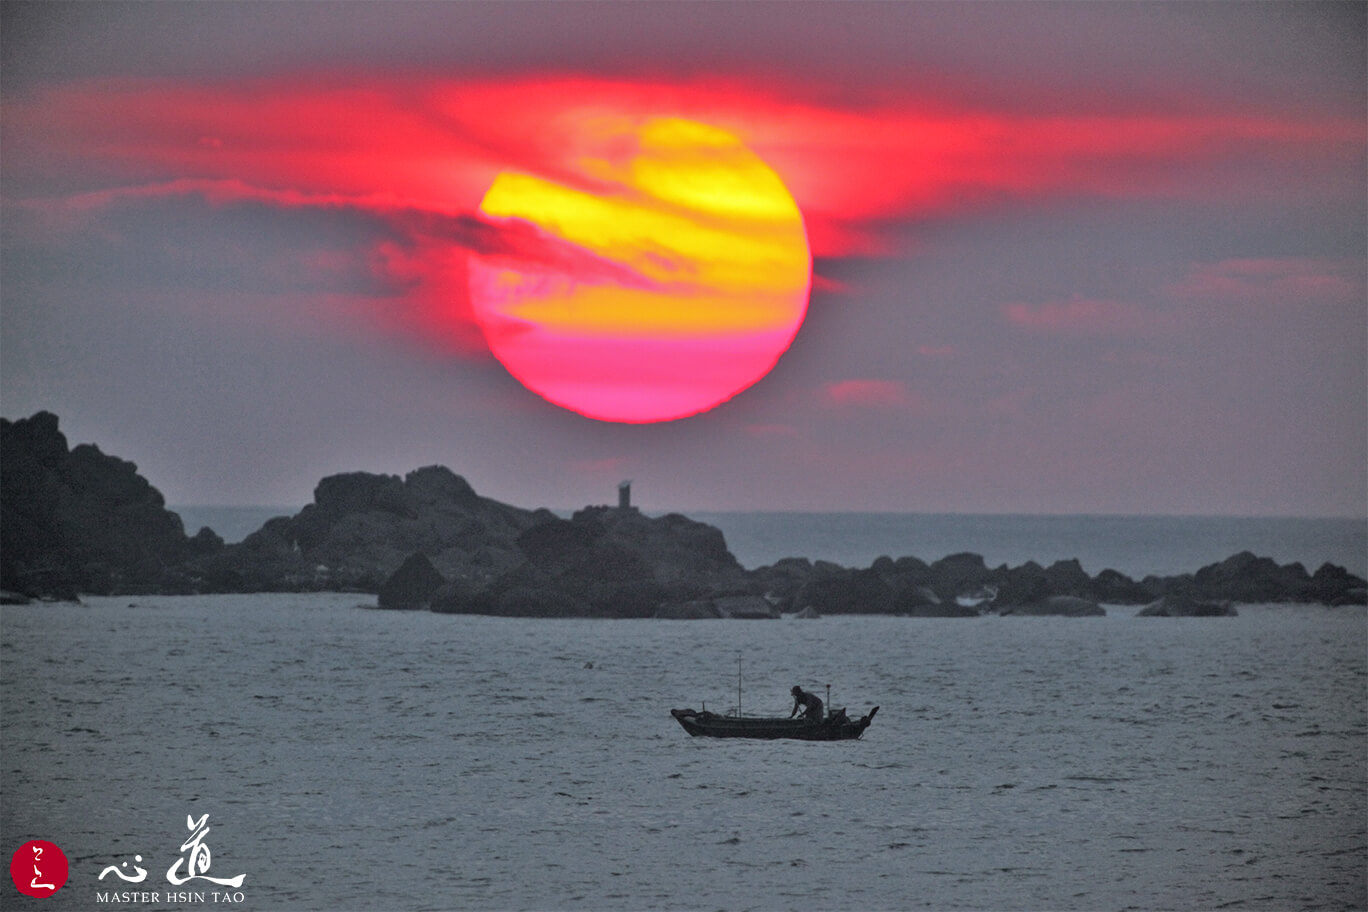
[30,845,56,891]
[98,854,148,883]
[166,814,245,888]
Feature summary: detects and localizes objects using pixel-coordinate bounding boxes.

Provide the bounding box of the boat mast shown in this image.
[737,656,742,718]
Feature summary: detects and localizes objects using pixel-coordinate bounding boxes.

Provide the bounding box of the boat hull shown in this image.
[670,706,878,741]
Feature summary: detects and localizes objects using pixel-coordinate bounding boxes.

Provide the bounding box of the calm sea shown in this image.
[175,506,1368,579]
[2,595,1364,911]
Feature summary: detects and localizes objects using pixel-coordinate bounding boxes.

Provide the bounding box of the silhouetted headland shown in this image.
[3,411,1364,613]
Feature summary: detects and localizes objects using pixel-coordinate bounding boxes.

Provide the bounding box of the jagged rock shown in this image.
[998,595,1106,616]
[1137,594,1237,617]
[1190,551,1308,603]
[8,411,1363,611]
[882,572,974,615]
[656,599,724,619]
[1169,552,1366,604]
[517,518,597,568]
[792,568,893,614]
[892,583,946,612]
[1043,559,1093,596]
[472,507,742,617]
[198,465,547,592]
[564,506,744,582]
[870,555,949,614]
[652,594,777,619]
[188,527,225,556]
[1,411,195,597]
[426,508,729,617]
[1138,553,1367,606]
[1141,572,1189,598]
[429,578,496,614]
[523,510,742,588]
[992,562,1052,608]
[543,535,654,585]
[377,552,446,610]
[493,585,592,617]
[713,595,780,619]
[584,579,688,618]
[742,557,815,602]
[1089,568,1154,604]
[309,472,408,523]
[926,552,995,602]
[1310,563,1368,605]
[903,600,982,617]
[994,560,1111,608]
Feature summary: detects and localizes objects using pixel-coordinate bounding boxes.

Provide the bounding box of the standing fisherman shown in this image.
[789,685,824,723]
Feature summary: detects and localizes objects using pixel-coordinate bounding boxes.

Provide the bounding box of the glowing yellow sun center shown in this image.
[469,116,811,423]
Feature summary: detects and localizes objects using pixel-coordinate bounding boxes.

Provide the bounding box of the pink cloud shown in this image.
[20,177,665,356]
[7,73,1361,377]
[7,75,1361,261]
[821,379,911,408]
[1166,257,1363,307]
[1002,295,1177,335]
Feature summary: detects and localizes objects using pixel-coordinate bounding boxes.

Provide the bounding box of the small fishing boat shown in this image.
[670,705,879,741]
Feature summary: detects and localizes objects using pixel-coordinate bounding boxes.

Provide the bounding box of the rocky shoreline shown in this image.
[3,411,1365,615]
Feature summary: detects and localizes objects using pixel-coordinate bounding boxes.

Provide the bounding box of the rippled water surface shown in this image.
[3,596,1364,911]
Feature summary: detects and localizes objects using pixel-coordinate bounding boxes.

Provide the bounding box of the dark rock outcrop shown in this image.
[901,600,982,618]
[428,577,493,615]
[992,561,1052,608]
[196,465,548,592]
[492,585,592,618]
[790,567,894,615]
[712,595,780,619]
[926,552,996,602]
[996,595,1106,617]
[655,599,724,620]
[377,552,446,610]
[7,410,1364,612]
[1190,551,1308,604]
[563,506,742,581]
[655,594,777,619]
[1,412,200,597]
[1090,568,1155,604]
[429,505,744,617]
[1142,552,1366,606]
[1137,594,1237,617]
[748,542,1366,615]
[993,559,1148,607]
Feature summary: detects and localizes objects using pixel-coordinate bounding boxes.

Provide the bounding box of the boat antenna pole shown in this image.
[737,656,742,718]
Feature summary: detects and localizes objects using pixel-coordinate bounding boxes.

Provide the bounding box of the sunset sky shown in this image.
[2,1,1364,516]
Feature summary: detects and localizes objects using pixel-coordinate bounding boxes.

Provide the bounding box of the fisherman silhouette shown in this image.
[789,685,824,723]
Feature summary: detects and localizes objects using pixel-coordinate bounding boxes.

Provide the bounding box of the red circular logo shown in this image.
[10,840,68,898]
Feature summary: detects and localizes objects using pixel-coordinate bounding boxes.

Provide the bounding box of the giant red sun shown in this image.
[468,117,812,423]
